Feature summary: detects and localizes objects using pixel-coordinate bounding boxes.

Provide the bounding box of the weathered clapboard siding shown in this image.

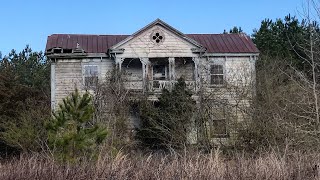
[198,56,254,109]
[225,56,253,85]
[199,56,254,86]
[116,25,198,58]
[100,58,115,79]
[52,57,115,109]
[54,61,82,108]
[52,55,254,110]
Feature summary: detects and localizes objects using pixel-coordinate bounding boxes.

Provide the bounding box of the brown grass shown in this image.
[0,150,320,180]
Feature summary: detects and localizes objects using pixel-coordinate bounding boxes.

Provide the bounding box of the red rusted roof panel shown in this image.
[46,33,259,54]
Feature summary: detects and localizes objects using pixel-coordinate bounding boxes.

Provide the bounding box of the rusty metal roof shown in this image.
[186,34,259,53]
[46,33,259,54]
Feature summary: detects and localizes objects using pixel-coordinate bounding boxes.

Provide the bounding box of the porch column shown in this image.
[140,57,149,93]
[168,57,175,91]
[115,57,124,71]
[192,57,200,92]
[168,57,175,81]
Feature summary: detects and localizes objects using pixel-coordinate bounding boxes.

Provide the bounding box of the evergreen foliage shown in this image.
[137,78,195,149]
[223,26,243,34]
[47,89,108,162]
[252,14,315,71]
[0,107,49,152]
[0,46,50,155]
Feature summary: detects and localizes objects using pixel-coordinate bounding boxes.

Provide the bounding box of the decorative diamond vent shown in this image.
[151,31,165,44]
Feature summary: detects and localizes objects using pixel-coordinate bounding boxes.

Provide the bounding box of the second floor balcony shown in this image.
[120,57,199,94]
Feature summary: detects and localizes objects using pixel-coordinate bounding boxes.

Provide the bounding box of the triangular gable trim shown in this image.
[109,18,206,51]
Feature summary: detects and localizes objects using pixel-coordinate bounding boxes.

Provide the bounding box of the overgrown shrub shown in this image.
[0,46,50,156]
[46,89,108,162]
[136,78,195,149]
[93,66,132,151]
[236,56,320,152]
[0,103,49,153]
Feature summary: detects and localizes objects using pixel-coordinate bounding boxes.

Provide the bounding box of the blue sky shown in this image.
[0,0,305,56]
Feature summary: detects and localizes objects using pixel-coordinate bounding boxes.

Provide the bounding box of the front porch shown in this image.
[117,57,200,94]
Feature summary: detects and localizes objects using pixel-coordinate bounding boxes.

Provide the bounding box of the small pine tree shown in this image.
[46,89,107,162]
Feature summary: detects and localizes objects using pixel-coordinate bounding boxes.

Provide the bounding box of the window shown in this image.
[210,64,224,85]
[206,102,227,137]
[152,64,168,88]
[84,65,99,88]
[153,65,167,80]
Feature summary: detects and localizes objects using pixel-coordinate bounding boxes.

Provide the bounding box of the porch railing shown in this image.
[148,80,196,92]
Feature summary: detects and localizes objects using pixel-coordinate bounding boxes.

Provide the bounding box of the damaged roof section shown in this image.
[45,34,129,54]
[46,33,259,54]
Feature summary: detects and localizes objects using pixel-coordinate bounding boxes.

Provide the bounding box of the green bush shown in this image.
[0,46,50,155]
[46,89,108,162]
[136,78,195,149]
[0,103,49,153]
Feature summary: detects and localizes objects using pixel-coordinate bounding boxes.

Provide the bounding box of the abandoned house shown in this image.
[46,19,259,143]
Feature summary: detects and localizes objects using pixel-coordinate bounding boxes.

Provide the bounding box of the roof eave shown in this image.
[204,52,259,57]
[46,53,108,59]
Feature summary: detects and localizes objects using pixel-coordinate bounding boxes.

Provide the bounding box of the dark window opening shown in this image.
[122,58,142,69]
[153,65,167,80]
[205,101,228,137]
[175,57,195,81]
[53,48,62,53]
[84,65,99,89]
[63,49,72,53]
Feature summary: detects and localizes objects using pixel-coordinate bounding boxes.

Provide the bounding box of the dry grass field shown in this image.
[0,150,319,180]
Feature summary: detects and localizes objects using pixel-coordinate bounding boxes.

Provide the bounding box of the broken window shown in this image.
[153,65,167,80]
[84,65,99,88]
[210,64,224,85]
[53,48,62,54]
[152,65,168,89]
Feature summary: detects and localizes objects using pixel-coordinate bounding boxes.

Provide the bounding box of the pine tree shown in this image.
[46,89,107,162]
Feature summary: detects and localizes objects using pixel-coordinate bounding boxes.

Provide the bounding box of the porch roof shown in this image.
[45,33,259,54]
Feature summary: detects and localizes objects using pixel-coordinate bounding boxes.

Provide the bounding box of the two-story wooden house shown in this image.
[46,19,259,142]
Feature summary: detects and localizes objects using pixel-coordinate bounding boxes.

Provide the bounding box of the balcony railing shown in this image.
[148,80,196,92]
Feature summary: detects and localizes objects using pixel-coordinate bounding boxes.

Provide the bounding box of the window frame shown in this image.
[83,65,99,89]
[152,64,168,81]
[205,100,229,138]
[209,60,226,87]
